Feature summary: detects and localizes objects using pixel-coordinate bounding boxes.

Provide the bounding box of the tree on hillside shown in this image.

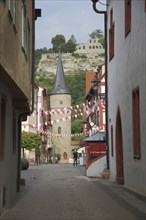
[89,29,105,48]
[65,40,76,53]
[51,34,66,52]
[89,29,103,39]
[69,34,77,44]
[65,34,77,53]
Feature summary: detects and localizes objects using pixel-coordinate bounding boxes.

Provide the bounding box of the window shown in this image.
[89,46,91,49]
[22,1,27,55]
[109,8,114,61]
[132,88,141,159]
[145,0,146,12]
[8,0,13,18]
[8,0,18,29]
[125,0,131,36]
[13,0,18,29]
[83,46,85,49]
[58,127,61,134]
[60,101,63,104]
[111,125,114,156]
[0,96,6,160]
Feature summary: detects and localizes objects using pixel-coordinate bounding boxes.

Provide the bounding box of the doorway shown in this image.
[115,107,124,184]
[63,152,67,160]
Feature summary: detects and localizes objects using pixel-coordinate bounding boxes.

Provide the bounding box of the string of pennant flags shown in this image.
[23,112,83,130]
[30,99,105,117]
[44,127,103,137]
[22,124,104,137]
[23,104,99,130]
[22,99,105,137]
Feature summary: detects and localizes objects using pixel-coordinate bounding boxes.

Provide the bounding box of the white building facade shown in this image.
[22,86,49,162]
[107,0,146,197]
[75,38,104,55]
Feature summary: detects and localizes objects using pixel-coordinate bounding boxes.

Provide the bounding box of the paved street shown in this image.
[1,164,146,220]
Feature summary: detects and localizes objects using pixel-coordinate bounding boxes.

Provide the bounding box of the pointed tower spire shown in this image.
[50,53,70,94]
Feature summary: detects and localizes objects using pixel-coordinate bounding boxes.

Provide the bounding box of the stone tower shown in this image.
[50,53,71,163]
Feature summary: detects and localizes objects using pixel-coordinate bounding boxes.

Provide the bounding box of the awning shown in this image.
[85,131,106,142]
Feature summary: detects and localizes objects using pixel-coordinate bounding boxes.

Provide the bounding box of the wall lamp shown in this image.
[91,73,99,96]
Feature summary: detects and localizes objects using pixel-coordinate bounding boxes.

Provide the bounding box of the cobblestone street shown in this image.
[0,164,146,220]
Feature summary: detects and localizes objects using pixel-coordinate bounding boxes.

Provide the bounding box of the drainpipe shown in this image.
[91,0,109,169]
[31,0,35,115]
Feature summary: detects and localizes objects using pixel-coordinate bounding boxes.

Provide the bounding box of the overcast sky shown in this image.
[35,0,105,49]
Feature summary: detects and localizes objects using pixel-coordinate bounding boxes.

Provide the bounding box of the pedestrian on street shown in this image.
[73,149,78,166]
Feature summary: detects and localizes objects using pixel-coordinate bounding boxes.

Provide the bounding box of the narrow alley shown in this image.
[0,164,145,220]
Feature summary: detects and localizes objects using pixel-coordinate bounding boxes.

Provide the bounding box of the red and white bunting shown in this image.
[30,99,105,117]
[22,122,105,138]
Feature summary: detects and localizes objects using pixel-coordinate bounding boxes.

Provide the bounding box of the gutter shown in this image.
[31,0,35,115]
